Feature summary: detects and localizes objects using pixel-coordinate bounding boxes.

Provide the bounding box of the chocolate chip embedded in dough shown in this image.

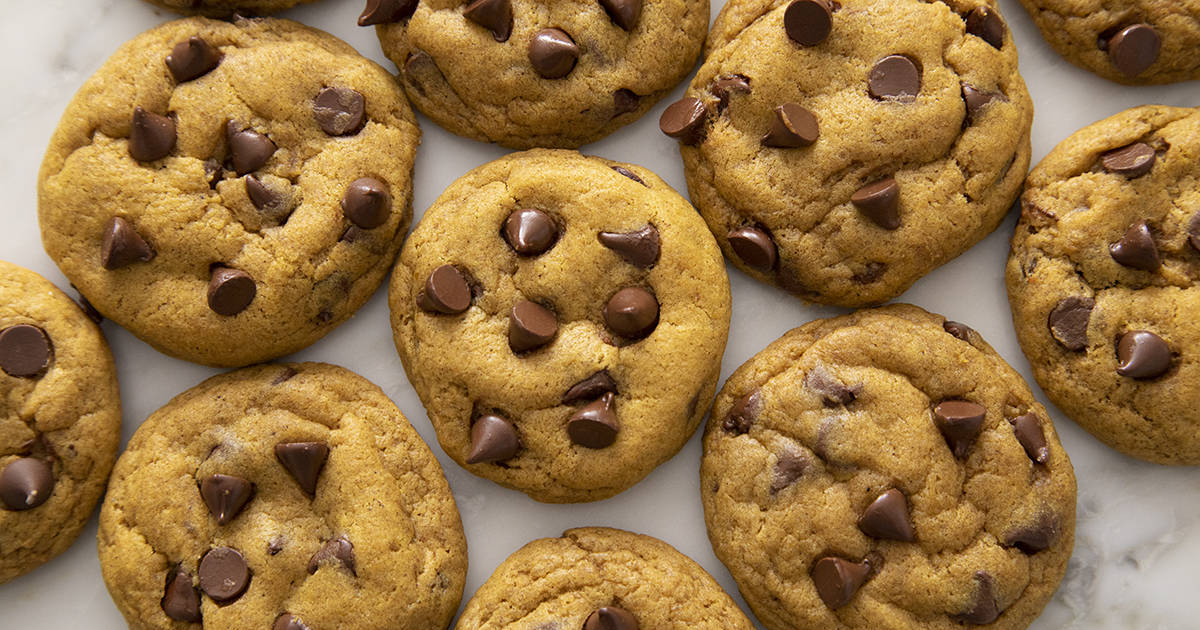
[868,55,921,102]
[463,0,512,42]
[563,370,618,405]
[1047,297,1093,351]
[1116,330,1171,379]
[728,226,777,271]
[932,400,986,458]
[198,547,251,603]
[603,287,659,339]
[1100,142,1155,177]
[227,123,276,175]
[417,265,472,315]
[851,178,901,229]
[313,87,366,136]
[567,392,620,448]
[722,389,761,435]
[1108,220,1160,271]
[1008,413,1049,464]
[811,556,871,610]
[529,28,579,79]
[129,107,176,162]
[509,300,558,352]
[166,36,221,83]
[599,0,642,31]
[342,178,391,229]
[857,489,915,542]
[466,414,520,464]
[207,267,256,316]
[659,98,708,145]
[308,536,357,576]
[599,225,660,268]
[357,0,418,26]
[1107,24,1160,78]
[161,566,201,622]
[761,103,819,148]
[503,209,558,256]
[0,325,52,379]
[199,474,254,525]
[965,7,1005,49]
[784,0,833,47]
[0,457,54,511]
[274,441,329,495]
[584,606,639,630]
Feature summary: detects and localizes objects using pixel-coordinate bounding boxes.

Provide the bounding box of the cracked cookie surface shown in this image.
[0,261,121,584]
[388,149,731,503]
[701,304,1076,630]
[140,0,318,16]
[367,0,709,149]
[38,16,419,367]
[665,0,1032,307]
[97,362,466,630]
[1007,105,1200,465]
[454,527,754,629]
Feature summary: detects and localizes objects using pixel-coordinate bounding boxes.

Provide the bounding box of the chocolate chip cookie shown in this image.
[362,0,709,149]
[1007,105,1200,465]
[140,0,318,16]
[455,527,754,629]
[662,0,1032,307]
[389,149,731,503]
[1016,0,1200,84]
[39,16,419,367]
[0,261,122,584]
[701,304,1077,630]
[97,362,467,629]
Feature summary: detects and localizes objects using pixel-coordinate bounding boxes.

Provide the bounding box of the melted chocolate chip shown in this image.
[274,613,311,630]
[563,370,619,405]
[659,98,708,145]
[943,320,975,341]
[1116,330,1171,379]
[804,366,861,406]
[613,89,640,116]
[722,389,761,435]
[956,571,1000,624]
[598,225,660,268]
[313,87,366,136]
[868,55,920,101]
[308,536,356,576]
[1003,515,1056,554]
[965,7,1005,49]
[611,165,646,186]
[1047,296,1094,351]
[770,451,808,493]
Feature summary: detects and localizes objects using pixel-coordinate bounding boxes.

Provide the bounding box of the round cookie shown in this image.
[661,0,1032,307]
[97,362,467,629]
[455,527,755,629]
[1015,0,1200,84]
[140,0,318,17]
[388,149,731,503]
[701,304,1077,630]
[0,261,122,584]
[39,16,419,367]
[362,0,709,149]
[1007,105,1200,465]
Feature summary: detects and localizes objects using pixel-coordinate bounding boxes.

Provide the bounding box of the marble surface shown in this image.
[1,0,1198,628]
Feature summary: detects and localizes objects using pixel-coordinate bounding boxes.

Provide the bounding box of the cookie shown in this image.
[97,362,467,629]
[0,261,122,584]
[661,0,1032,307]
[1016,0,1200,84]
[455,527,754,629]
[362,0,709,149]
[1007,105,1200,465]
[38,16,419,367]
[701,304,1077,630]
[140,0,318,16]
[388,149,731,503]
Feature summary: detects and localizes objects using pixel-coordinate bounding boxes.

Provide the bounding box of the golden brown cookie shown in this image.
[140,0,319,16]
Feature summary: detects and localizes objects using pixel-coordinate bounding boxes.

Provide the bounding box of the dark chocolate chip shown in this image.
[956,571,1000,624]
[603,287,658,339]
[563,370,619,405]
[341,178,391,229]
[0,325,52,378]
[129,107,176,162]
[529,28,578,79]
[76,292,104,324]
[712,75,751,110]
[728,226,777,271]
[584,606,639,630]
[868,55,920,101]
[1101,142,1156,177]
[503,208,558,256]
[308,536,356,576]
[961,84,1002,123]
[1116,330,1171,379]
[599,0,642,31]
[933,400,986,458]
[761,103,819,148]
[463,0,512,42]
[1047,296,1094,351]
[611,165,646,186]
[722,389,761,435]
[509,300,558,352]
[567,392,619,448]
[161,566,202,622]
[659,97,708,145]
[198,547,250,603]
[166,36,221,82]
[101,216,156,270]
[274,442,329,495]
[1108,24,1160,77]
[466,414,520,463]
[207,266,256,316]
[965,7,1005,49]
[0,457,54,511]
[943,320,975,341]
[313,87,366,136]
[357,0,417,26]
[418,265,472,315]
[613,89,640,116]
[770,451,808,493]
[784,0,833,46]
[804,366,861,406]
[1004,515,1056,554]
[227,123,276,175]
[1189,211,1200,252]
[274,613,311,630]
[1109,220,1160,271]
[599,225,660,268]
[1008,413,1049,464]
[851,177,901,229]
[244,175,281,213]
[204,159,224,188]
[857,489,914,542]
[811,556,871,610]
[199,474,254,526]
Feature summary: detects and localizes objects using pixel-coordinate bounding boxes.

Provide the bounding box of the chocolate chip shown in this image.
[584,606,639,630]
[599,0,642,31]
[784,0,833,46]
[1101,142,1156,177]
[851,177,901,229]
[943,320,975,341]
[466,414,520,463]
[728,226,778,271]
[599,225,660,268]
[244,175,281,212]
[613,89,640,116]
[965,7,1005,49]
[274,613,311,630]
[357,0,417,25]
[1109,220,1160,271]
[722,389,761,435]
[567,392,619,448]
[711,75,751,110]
[207,266,256,316]
[0,325,52,378]
[603,287,658,339]
[204,159,224,188]
[308,536,356,576]
[1107,24,1160,77]
[529,28,578,79]
[100,216,156,270]
[274,441,329,495]
[770,451,808,493]
[267,537,286,555]
[503,208,558,256]
[199,474,254,526]
[563,370,619,404]
[227,123,276,175]
[129,107,176,162]
[0,457,54,511]
[611,165,646,186]
[198,547,250,603]
[341,225,366,243]
[868,55,920,101]
[1116,330,1171,379]
[659,97,708,145]
[1189,211,1200,252]
[811,556,871,610]
[509,300,558,352]
[161,566,201,622]
[76,293,103,324]
[961,84,1002,123]
[857,489,914,542]
[762,103,819,148]
[342,178,391,229]
[418,265,472,315]
[1047,296,1093,351]
[1008,413,1049,464]
[166,36,221,82]
[933,400,986,458]
[463,0,512,42]
[314,87,366,136]
[804,366,861,406]
[956,571,1000,624]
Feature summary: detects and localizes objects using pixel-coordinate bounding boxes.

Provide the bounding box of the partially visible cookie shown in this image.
[363,0,709,148]
[98,362,466,629]
[0,260,121,584]
[1016,0,1200,84]
[1007,105,1200,465]
[455,527,755,629]
[140,0,318,17]
[662,0,1032,307]
[389,149,731,502]
[701,304,1077,630]
[39,16,419,367]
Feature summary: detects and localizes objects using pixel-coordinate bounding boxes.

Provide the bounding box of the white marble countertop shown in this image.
[1,0,1197,628]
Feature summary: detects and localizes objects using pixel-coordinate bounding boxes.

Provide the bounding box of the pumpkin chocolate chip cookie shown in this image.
[139,0,319,16]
